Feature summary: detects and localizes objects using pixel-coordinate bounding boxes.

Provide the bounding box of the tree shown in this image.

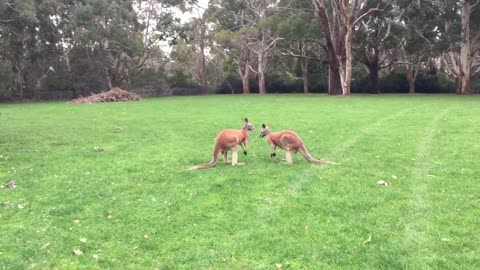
[312,0,388,95]
[209,0,253,94]
[0,0,39,99]
[276,8,325,94]
[356,4,396,94]
[439,0,480,94]
[245,0,283,95]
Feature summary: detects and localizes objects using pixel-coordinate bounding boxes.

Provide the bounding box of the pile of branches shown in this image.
[70,87,142,104]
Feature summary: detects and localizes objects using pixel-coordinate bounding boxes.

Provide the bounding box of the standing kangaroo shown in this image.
[260,123,338,165]
[188,118,255,170]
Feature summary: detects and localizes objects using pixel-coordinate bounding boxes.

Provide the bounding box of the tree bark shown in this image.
[241,63,250,94]
[199,25,208,93]
[458,2,472,95]
[104,67,113,90]
[256,33,268,95]
[13,62,25,100]
[328,64,342,95]
[258,71,267,95]
[342,25,353,95]
[405,64,416,94]
[368,65,380,94]
[300,58,309,94]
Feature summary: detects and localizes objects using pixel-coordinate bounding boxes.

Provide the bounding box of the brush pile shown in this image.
[70,87,142,104]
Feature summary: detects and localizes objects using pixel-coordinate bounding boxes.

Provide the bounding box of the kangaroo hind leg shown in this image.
[231,146,244,166]
[283,150,293,164]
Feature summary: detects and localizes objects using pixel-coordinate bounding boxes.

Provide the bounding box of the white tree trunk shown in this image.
[343,25,353,95]
[459,2,472,95]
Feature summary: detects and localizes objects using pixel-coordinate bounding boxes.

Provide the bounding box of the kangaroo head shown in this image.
[243,117,255,131]
[260,123,270,138]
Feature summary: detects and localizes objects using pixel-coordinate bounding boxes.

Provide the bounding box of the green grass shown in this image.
[1,94,480,269]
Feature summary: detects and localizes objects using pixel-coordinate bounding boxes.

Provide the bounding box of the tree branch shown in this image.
[353,1,387,27]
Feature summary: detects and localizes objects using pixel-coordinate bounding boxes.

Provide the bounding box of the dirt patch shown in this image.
[69,87,142,104]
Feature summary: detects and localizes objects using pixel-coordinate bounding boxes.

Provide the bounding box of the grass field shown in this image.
[1,95,480,269]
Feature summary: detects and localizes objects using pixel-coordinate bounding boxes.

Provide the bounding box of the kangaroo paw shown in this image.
[232,162,245,166]
[271,152,276,158]
[244,150,247,156]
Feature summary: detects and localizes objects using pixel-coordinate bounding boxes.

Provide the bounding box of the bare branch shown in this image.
[248,64,259,75]
[353,1,387,27]
[280,50,324,62]
[472,0,480,8]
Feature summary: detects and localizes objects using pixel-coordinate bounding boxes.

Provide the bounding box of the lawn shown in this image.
[1,94,479,269]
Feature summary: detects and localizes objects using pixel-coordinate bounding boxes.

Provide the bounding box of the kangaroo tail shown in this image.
[299,145,340,165]
[187,144,221,170]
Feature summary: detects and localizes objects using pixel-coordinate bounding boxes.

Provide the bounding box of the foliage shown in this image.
[0,0,479,98]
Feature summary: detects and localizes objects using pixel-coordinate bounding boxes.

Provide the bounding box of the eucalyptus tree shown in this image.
[245,0,284,94]
[276,3,325,94]
[355,3,397,94]
[312,0,389,95]
[437,0,480,94]
[0,0,42,98]
[208,0,254,94]
[393,0,438,94]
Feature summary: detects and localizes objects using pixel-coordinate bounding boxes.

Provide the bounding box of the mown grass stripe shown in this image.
[403,107,453,269]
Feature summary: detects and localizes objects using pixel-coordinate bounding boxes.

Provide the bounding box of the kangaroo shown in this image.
[260,123,338,165]
[188,118,255,170]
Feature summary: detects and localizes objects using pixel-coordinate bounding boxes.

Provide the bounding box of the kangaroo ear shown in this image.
[262,124,266,128]
[244,117,249,122]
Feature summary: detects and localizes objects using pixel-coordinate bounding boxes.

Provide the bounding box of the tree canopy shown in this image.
[0,0,479,100]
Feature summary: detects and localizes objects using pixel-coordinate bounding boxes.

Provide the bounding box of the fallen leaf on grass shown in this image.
[73,220,81,224]
[7,180,16,189]
[94,146,103,152]
[363,234,372,244]
[80,238,87,243]
[17,204,24,209]
[377,180,390,186]
[276,263,283,270]
[40,243,51,250]
[93,254,98,260]
[73,249,83,256]
[441,238,450,242]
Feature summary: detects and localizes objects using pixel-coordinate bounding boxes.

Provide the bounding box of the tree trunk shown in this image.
[238,60,250,94]
[342,25,353,96]
[328,65,342,95]
[313,0,343,95]
[404,64,416,94]
[258,52,267,95]
[104,67,113,90]
[368,65,380,94]
[13,62,24,100]
[225,79,235,94]
[458,2,472,95]
[258,71,266,95]
[241,72,250,94]
[300,58,309,94]
[199,26,208,93]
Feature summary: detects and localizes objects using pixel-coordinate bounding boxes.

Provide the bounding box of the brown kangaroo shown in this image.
[188,118,255,170]
[260,123,338,165]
